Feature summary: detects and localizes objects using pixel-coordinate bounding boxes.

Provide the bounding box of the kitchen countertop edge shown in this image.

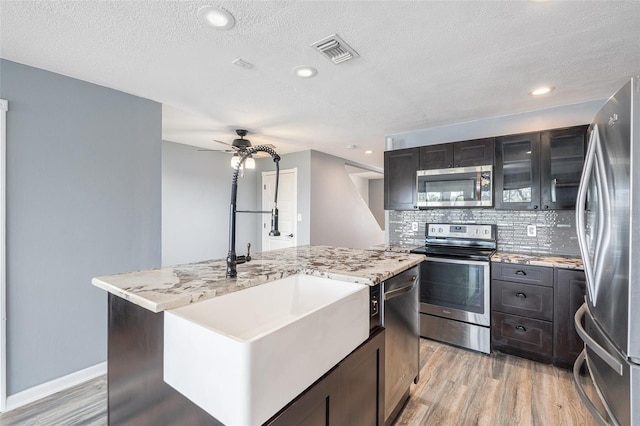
[93,245,425,313]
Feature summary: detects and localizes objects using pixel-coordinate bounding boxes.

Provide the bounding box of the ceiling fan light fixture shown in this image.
[245,155,256,169]
[529,85,555,96]
[197,6,235,30]
[230,153,241,169]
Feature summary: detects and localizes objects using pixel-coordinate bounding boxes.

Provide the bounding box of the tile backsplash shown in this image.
[388,209,580,256]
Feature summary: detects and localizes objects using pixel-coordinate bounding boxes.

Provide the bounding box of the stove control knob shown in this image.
[438,227,443,233]
[484,229,489,234]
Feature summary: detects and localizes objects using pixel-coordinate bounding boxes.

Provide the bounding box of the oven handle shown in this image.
[425,256,490,267]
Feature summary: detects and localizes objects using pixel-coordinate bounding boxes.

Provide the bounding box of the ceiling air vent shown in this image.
[311,34,359,65]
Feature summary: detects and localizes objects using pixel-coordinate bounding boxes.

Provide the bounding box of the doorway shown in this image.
[262,168,297,251]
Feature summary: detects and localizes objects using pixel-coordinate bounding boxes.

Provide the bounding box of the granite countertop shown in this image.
[369,243,421,253]
[491,252,583,270]
[92,245,425,313]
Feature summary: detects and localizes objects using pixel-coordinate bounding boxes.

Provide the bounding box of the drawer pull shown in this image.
[515,325,527,333]
[515,270,527,276]
[515,292,527,299]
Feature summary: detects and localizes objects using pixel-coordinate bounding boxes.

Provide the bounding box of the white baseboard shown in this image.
[3,362,107,412]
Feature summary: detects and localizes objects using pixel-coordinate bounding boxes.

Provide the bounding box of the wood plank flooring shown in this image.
[394,339,596,426]
[0,338,595,425]
[0,376,107,426]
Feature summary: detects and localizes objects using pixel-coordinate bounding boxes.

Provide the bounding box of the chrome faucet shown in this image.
[226,146,281,278]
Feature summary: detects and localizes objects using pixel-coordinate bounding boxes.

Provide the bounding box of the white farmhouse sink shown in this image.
[163,274,369,426]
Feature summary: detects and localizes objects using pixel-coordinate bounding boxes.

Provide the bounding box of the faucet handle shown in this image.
[246,243,252,262]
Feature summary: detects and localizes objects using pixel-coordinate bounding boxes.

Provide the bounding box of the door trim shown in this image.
[1,99,8,412]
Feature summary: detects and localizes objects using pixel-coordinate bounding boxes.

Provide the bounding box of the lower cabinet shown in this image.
[266,327,385,426]
[490,263,586,368]
[491,264,554,363]
[553,269,587,368]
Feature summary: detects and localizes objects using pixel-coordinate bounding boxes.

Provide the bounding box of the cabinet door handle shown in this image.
[515,270,527,276]
[544,205,549,209]
[515,325,527,333]
[515,292,527,299]
[533,205,539,209]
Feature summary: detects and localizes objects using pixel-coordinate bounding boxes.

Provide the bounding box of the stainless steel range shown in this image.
[411,223,496,354]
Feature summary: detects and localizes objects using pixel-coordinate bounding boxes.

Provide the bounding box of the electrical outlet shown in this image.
[412,222,419,232]
[527,225,537,237]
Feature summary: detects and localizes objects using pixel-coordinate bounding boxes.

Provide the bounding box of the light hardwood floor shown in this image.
[0,339,595,426]
[394,339,596,426]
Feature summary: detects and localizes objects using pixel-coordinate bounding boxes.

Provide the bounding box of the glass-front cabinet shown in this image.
[541,126,588,210]
[495,132,541,210]
[495,126,587,210]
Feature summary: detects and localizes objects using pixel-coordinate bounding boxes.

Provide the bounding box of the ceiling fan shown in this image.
[199,129,275,169]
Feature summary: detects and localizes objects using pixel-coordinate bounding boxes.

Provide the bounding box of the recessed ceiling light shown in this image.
[529,85,555,96]
[197,6,235,30]
[293,66,317,78]
[365,150,373,154]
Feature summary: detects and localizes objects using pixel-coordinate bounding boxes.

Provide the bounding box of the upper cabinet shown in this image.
[495,132,542,210]
[540,126,588,210]
[419,138,494,170]
[495,125,587,210]
[384,148,419,210]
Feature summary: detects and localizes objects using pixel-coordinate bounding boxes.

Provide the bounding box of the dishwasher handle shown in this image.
[384,277,417,300]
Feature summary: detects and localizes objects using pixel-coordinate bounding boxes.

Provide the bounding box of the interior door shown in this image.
[262,169,297,251]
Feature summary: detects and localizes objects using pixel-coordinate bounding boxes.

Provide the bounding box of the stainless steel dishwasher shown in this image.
[383,265,420,425]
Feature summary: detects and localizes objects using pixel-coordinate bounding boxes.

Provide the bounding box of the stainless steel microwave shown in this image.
[416,165,493,208]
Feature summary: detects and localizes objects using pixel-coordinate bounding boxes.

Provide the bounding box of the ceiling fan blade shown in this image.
[212,139,236,148]
[197,148,234,153]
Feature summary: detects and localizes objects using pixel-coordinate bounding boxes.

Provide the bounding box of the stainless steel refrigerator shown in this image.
[574,77,640,426]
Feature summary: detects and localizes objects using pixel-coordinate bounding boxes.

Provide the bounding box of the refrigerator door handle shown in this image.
[573,349,618,426]
[590,136,612,306]
[576,126,598,303]
[574,303,624,375]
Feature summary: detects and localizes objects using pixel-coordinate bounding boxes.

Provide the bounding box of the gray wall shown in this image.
[310,151,384,249]
[254,150,311,252]
[369,179,385,230]
[0,59,161,394]
[162,141,258,265]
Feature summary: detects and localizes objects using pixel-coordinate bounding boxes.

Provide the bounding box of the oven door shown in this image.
[419,256,490,326]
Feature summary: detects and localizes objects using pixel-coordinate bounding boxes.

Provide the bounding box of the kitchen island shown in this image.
[93,245,424,425]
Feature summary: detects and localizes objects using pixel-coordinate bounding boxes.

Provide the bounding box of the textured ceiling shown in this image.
[1,1,639,168]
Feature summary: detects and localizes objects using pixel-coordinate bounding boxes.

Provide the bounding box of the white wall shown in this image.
[310,151,385,249]
[162,141,258,265]
[349,174,369,205]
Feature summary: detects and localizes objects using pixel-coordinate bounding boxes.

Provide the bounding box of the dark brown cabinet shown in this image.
[494,132,542,210]
[419,138,494,170]
[267,328,385,426]
[491,264,587,368]
[495,126,587,210]
[384,148,419,210]
[540,126,588,210]
[491,263,554,363]
[553,269,586,368]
